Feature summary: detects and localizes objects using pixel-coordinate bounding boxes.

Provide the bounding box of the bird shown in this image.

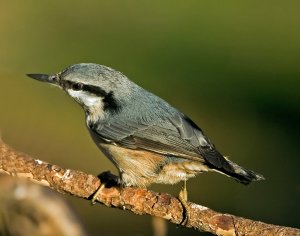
[27,63,264,223]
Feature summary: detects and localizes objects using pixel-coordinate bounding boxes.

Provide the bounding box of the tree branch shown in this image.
[0,141,299,236]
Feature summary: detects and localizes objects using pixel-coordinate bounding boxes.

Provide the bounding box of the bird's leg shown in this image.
[90,171,121,204]
[178,180,190,225]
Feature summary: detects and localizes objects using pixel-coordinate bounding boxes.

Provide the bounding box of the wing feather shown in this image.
[91,111,213,162]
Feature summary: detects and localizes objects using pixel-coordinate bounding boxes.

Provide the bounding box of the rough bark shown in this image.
[0,141,299,236]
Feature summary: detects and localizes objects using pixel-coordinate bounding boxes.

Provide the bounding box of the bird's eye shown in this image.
[72,83,83,91]
[50,75,58,82]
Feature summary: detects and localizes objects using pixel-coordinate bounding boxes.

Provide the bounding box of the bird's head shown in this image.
[27,63,132,121]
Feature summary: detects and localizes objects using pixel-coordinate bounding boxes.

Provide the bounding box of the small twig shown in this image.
[0,141,299,235]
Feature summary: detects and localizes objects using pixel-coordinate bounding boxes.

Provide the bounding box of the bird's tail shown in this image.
[223,158,265,185]
[202,149,264,185]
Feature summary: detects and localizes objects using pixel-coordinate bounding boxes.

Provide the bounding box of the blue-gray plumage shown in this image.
[27,63,264,189]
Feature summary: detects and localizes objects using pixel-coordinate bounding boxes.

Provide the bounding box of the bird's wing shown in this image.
[91,111,216,162]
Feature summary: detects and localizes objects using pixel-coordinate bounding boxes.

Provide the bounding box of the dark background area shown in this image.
[1,1,299,235]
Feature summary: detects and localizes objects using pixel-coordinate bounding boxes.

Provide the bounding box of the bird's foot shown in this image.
[90,171,121,205]
[98,171,121,187]
[178,181,190,225]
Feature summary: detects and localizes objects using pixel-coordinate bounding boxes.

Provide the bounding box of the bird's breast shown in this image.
[97,143,166,187]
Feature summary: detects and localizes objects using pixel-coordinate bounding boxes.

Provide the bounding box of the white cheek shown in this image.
[67,89,82,100]
[67,89,105,123]
[67,90,101,107]
[83,96,100,107]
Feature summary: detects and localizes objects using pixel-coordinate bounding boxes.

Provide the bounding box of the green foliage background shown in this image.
[1,1,299,235]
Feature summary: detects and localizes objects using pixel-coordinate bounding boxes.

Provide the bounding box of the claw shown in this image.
[98,171,121,187]
[90,171,121,205]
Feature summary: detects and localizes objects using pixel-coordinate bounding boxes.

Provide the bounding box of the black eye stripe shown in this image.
[71,83,82,91]
[62,79,121,114]
[63,80,107,97]
[82,84,107,97]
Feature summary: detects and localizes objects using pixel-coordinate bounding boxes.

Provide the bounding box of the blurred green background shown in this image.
[1,1,299,235]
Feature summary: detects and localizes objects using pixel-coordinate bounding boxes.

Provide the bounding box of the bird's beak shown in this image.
[26,73,60,86]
